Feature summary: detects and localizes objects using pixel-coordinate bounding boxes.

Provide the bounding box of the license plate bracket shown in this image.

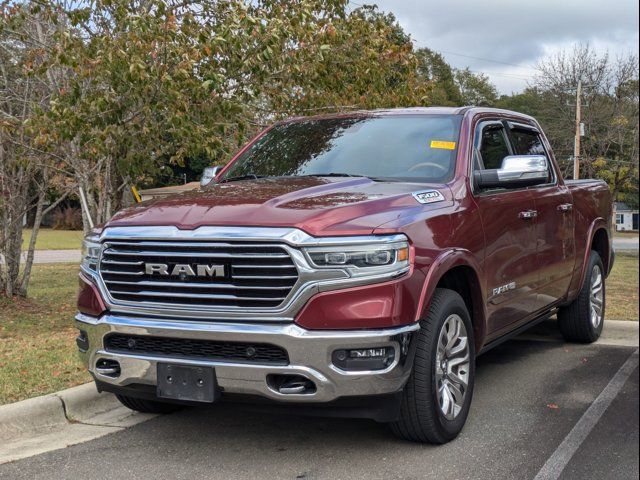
[157,363,219,403]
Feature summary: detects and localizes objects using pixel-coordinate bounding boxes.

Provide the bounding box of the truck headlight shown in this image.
[81,235,101,272]
[304,240,410,278]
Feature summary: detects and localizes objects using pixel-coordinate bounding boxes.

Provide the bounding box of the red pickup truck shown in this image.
[76,107,613,443]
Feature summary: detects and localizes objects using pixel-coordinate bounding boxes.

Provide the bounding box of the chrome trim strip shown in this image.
[76,312,419,339]
[102,249,291,260]
[100,226,407,247]
[103,279,292,290]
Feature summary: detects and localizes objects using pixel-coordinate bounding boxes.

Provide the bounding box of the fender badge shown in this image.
[412,190,445,204]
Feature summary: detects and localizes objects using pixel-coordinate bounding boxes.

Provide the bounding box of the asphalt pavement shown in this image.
[613,236,639,251]
[1,322,638,480]
[0,249,80,265]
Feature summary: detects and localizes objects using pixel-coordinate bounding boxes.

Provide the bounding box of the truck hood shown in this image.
[107,177,453,236]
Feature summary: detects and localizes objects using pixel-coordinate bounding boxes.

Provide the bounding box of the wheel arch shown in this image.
[565,218,611,305]
[590,227,610,275]
[417,250,487,352]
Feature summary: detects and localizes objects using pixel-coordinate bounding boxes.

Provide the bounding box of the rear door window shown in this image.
[509,127,554,183]
[510,128,546,156]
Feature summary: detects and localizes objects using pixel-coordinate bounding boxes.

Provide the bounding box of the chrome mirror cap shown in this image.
[200,166,221,187]
[475,155,549,190]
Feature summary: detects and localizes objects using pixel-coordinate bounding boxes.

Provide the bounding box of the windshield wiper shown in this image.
[301,172,360,178]
[300,173,384,182]
[218,174,268,184]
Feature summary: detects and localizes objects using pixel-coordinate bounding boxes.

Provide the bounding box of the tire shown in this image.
[390,288,475,444]
[558,251,605,343]
[116,394,182,414]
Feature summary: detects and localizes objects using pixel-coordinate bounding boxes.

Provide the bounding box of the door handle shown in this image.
[519,210,538,220]
[557,203,573,213]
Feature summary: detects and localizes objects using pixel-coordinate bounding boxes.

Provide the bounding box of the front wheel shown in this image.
[558,251,605,343]
[391,288,475,443]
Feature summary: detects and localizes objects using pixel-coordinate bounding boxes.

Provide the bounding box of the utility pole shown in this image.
[573,80,582,180]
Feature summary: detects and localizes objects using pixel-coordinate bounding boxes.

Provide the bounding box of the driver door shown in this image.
[472,121,539,337]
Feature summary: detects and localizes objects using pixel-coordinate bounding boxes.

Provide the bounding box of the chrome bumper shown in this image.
[75,313,419,403]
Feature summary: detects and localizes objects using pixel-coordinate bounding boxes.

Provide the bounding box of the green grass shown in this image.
[0,252,637,406]
[0,263,89,405]
[22,229,84,251]
[606,252,639,321]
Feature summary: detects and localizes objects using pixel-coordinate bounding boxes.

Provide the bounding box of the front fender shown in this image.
[415,248,487,350]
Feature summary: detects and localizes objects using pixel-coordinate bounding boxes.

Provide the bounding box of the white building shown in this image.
[614,202,639,232]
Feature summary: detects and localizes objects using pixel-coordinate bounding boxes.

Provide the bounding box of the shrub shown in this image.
[52,207,83,230]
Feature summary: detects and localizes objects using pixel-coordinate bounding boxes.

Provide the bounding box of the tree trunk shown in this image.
[19,184,46,296]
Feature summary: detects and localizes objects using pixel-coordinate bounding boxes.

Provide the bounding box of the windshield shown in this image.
[220,114,462,183]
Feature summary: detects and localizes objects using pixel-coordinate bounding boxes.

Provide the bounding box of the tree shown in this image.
[530,44,639,202]
[2,0,438,299]
[0,2,70,296]
[33,0,435,218]
[496,87,544,116]
[454,68,498,106]
[415,48,463,106]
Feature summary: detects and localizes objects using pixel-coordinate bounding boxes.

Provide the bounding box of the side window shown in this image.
[510,127,553,182]
[510,128,546,156]
[478,126,510,170]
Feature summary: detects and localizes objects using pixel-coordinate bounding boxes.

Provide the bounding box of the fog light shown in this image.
[332,347,395,371]
[349,348,387,358]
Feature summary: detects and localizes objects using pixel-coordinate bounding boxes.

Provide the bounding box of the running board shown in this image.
[478,309,558,355]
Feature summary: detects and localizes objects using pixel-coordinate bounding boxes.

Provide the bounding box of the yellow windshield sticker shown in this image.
[430,140,456,150]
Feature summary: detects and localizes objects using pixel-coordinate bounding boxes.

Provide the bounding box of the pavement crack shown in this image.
[57,395,72,423]
[53,394,122,428]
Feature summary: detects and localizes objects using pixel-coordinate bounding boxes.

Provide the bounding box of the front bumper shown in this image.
[76,313,419,403]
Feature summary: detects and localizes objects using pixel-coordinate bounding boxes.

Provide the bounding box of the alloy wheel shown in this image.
[435,314,470,420]
[589,264,604,329]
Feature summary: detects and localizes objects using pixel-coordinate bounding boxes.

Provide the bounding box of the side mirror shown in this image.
[200,166,221,187]
[474,155,549,190]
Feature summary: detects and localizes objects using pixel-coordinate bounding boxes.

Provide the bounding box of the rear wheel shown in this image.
[558,251,605,343]
[391,288,475,443]
[116,394,182,414]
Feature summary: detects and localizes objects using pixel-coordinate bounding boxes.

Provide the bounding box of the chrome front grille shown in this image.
[99,241,299,309]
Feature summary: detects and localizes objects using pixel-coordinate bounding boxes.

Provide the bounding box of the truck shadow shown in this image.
[139,321,569,448]
[92,327,632,480]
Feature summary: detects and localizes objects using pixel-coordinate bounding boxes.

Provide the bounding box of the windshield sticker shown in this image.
[430,140,456,150]
[412,190,445,204]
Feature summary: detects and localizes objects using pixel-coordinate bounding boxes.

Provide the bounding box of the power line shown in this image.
[467,70,532,81]
[437,50,539,72]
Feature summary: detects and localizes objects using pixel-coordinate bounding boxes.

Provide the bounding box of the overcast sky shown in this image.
[367,0,639,94]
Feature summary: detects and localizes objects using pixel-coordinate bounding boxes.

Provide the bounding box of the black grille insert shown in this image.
[104,334,289,365]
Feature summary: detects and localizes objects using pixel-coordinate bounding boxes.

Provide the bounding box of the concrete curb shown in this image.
[57,383,121,423]
[0,383,154,464]
[522,319,639,347]
[0,383,118,440]
[0,394,66,439]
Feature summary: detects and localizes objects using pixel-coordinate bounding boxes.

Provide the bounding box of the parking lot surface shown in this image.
[1,324,638,480]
